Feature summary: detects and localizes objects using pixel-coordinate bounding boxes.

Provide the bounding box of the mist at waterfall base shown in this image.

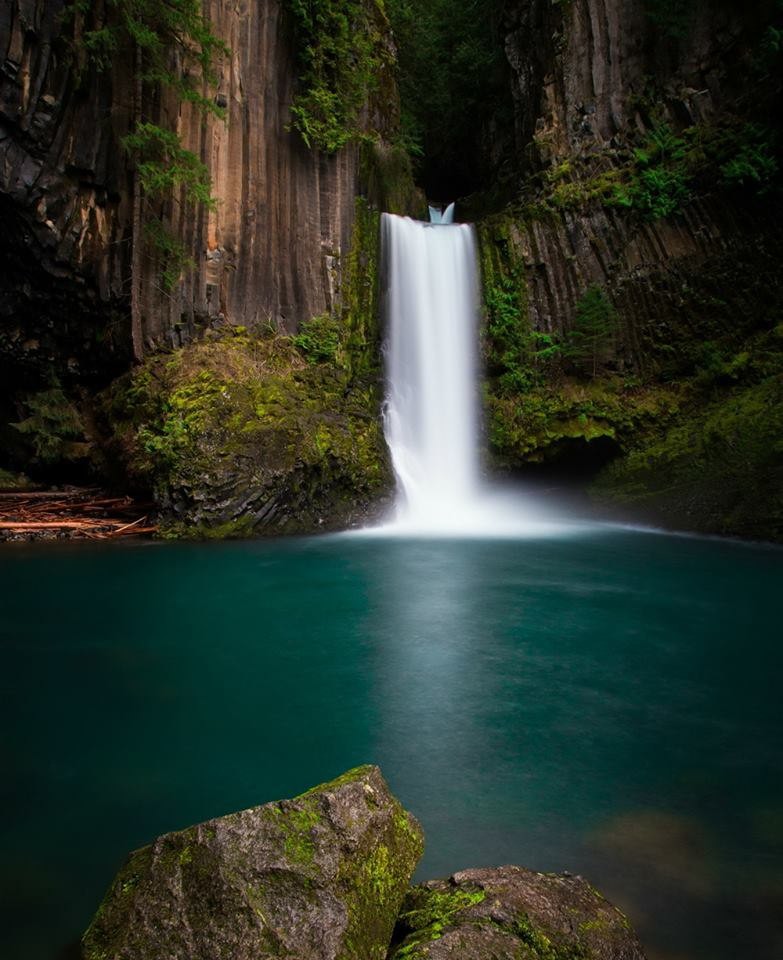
[376,208,597,537]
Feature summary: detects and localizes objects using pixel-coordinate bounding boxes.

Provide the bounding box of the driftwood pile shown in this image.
[0,488,157,540]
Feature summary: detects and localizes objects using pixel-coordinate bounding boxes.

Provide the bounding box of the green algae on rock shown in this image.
[388,866,646,960]
[82,765,424,960]
[102,324,392,537]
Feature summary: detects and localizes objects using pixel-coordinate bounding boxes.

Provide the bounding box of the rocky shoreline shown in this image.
[82,766,646,960]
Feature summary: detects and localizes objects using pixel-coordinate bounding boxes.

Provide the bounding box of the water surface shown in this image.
[1,528,781,959]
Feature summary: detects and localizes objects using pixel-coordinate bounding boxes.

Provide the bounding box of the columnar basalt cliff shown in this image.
[0,0,379,366]
[505,0,758,166]
[1,0,412,520]
[476,0,783,539]
[488,0,783,344]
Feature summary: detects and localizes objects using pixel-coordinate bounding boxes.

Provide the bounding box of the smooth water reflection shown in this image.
[1,530,781,960]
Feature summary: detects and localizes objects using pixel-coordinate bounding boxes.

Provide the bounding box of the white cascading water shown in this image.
[379,206,576,537]
[382,209,479,530]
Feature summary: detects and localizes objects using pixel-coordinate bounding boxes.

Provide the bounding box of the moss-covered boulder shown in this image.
[101,328,392,537]
[82,765,424,960]
[388,866,646,960]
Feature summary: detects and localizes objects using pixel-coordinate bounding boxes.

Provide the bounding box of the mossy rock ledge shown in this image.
[101,331,393,538]
[81,765,424,960]
[388,866,646,960]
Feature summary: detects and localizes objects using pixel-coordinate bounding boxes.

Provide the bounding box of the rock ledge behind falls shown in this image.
[82,765,424,960]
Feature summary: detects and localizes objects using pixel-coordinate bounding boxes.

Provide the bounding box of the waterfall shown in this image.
[381,210,480,530]
[378,209,576,537]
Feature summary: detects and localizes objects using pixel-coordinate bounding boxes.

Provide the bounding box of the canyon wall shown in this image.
[0,0,386,392]
[480,0,783,539]
[489,0,783,352]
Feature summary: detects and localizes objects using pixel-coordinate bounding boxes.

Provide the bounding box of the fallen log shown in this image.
[0,521,115,530]
[0,489,100,500]
[107,516,147,536]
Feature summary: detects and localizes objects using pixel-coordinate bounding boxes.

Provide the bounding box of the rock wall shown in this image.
[504,0,761,168]
[480,0,783,541]
[487,0,783,365]
[479,195,783,374]
[0,0,384,392]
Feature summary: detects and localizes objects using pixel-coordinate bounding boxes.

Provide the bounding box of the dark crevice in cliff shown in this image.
[387,0,517,203]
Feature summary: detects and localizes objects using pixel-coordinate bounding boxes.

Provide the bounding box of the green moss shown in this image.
[279,805,321,867]
[103,310,391,537]
[592,374,783,540]
[392,883,600,960]
[488,378,682,465]
[342,197,382,378]
[334,772,424,960]
[0,468,33,490]
[296,764,377,799]
[398,885,487,931]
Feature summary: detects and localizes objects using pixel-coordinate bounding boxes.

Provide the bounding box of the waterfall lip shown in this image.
[427,201,456,225]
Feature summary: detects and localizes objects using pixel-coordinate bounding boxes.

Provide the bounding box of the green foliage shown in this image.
[73,0,227,290]
[592,374,783,540]
[693,341,752,389]
[611,122,690,218]
[75,0,227,110]
[563,285,617,378]
[719,128,778,190]
[385,0,511,193]
[484,273,552,393]
[12,388,85,462]
[643,0,693,40]
[123,124,215,206]
[0,468,32,490]
[292,314,342,364]
[284,0,391,152]
[479,222,562,394]
[536,119,779,221]
[143,217,194,291]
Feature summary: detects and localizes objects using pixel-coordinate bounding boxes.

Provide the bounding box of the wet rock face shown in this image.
[389,865,647,960]
[81,765,424,960]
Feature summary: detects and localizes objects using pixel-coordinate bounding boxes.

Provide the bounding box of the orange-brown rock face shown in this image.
[155,0,363,342]
[0,0,375,386]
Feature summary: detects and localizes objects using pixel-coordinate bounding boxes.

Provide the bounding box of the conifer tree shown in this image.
[564,285,617,378]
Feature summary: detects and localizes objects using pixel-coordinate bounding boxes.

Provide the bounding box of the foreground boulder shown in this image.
[82,765,423,960]
[389,866,646,959]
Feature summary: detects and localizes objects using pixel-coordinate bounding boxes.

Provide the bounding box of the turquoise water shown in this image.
[1,528,781,959]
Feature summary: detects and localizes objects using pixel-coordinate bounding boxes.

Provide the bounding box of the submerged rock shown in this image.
[81,765,423,960]
[388,865,646,959]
